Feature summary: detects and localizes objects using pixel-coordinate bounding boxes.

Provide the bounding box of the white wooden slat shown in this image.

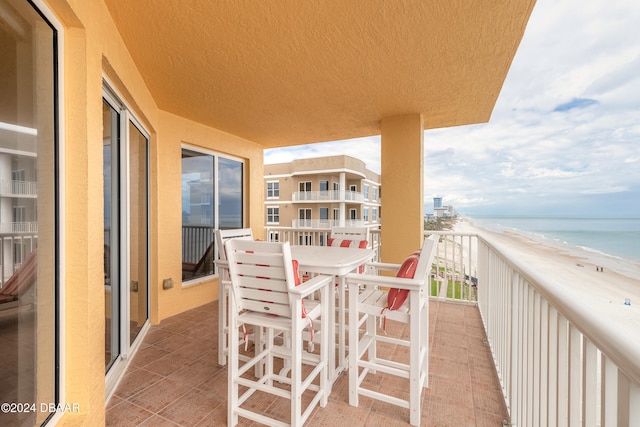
[234,275,287,291]
[237,287,290,304]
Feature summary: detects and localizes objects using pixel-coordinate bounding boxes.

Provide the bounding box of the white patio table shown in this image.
[290,245,375,379]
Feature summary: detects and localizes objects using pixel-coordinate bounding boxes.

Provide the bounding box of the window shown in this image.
[364,207,369,222]
[299,181,311,192]
[0,1,59,424]
[363,184,369,200]
[350,209,357,220]
[298,208,312,227]
[267,207,280,224]
[372,187,378,201]
[267,181,279,199]
[319,180,329,191]
[372,208,378,222]
[333,208,340,220]
[181,148,244,281]
[319,207,329,224]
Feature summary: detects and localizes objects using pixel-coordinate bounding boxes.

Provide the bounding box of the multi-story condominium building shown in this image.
[264,155,381,237]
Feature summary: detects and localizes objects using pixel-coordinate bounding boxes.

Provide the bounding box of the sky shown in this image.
[264,0,640,218]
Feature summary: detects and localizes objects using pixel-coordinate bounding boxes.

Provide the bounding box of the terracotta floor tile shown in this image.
[106,300,510,426]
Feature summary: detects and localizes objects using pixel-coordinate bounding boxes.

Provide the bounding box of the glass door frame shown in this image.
[102,80,151,397]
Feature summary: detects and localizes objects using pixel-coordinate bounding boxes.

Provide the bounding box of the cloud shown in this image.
[264,0,640,218]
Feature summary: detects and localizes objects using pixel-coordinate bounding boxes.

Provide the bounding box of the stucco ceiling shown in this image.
[105,0,535,148]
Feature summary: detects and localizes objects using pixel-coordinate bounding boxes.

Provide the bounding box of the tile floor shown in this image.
[106,300,509,426]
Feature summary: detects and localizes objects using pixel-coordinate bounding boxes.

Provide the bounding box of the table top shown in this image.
[290,245,374,276]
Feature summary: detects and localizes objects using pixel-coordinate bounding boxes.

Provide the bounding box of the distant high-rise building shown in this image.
[433,197,443,209]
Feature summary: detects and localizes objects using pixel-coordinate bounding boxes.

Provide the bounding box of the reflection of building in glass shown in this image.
[0,123,39,284]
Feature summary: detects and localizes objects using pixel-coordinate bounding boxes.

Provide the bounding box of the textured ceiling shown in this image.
[105,0,535,148]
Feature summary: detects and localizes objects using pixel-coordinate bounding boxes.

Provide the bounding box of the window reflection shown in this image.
[0,1,57,425]
[181,149,244,281]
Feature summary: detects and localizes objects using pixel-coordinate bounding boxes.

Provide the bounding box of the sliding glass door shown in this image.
[102,87,149,393]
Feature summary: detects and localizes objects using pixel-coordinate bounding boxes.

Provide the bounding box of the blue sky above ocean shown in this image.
[265,0,640,218]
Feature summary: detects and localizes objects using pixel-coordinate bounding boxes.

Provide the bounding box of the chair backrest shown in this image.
[225,239,296,318]
[331,226,368,241]
[413,234,439,282]
[329,226,368,248]
[386,235,439,310]
[215,228,254,261]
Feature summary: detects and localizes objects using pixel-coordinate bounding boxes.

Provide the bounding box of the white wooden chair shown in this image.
[215,228,254,366]
[225,239,332,427]
[345,234,438,427]
[328,226,369,247]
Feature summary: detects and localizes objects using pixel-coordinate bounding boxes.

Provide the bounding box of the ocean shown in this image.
[466,216,640,280]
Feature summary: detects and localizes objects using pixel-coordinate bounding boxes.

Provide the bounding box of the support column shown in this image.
[380,114,424,263]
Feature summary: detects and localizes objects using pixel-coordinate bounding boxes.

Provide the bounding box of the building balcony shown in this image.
[105,228,640,426]
[0,179,38,197]
[290,219,376,229]
[292,190,368,203]
[0,222,38,234]
[105,299,507,426]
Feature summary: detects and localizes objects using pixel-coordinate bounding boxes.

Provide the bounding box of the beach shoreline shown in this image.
[451,217,640,334]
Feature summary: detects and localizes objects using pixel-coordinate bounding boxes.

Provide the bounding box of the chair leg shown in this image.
[218,281,228,366]
[420,298,429,389]
[228,312,239,427]
[409,292,421,427]
[291,321,302,427]
[348,283,359,407]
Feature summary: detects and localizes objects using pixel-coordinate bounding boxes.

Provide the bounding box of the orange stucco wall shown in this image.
[41,0,264,424]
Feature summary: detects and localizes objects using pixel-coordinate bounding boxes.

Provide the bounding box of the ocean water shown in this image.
[467,216,640,280]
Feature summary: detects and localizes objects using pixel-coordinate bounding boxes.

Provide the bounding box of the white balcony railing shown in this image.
[291,219,374,229]
[292,190,366,202]
[266,226,640,424]
[423,230,640,424]
[0,179,38,196]
[473,232,640,426]
[0,222,38,234]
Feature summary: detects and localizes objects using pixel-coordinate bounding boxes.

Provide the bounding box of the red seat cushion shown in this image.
[386,252,421,310]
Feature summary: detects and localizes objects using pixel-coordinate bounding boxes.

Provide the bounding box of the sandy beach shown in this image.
[452,218,640,339]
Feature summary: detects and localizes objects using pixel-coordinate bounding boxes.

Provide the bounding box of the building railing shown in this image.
[0,179,38,196]
[291,219,379,229]
[265,224,381,252]
[292,190,366,202]
[182,225,214,264]
[0,222,39,234]
[426,231,478,303]
[370,229,640,425]
[475,232,640,426]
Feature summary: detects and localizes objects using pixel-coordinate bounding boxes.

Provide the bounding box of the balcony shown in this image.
[292,190,366,203]
[0,179,38,197]
[0,222,38,234]
[290,219,377,229]
[106,228,640,426]
[105,299,508,426]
